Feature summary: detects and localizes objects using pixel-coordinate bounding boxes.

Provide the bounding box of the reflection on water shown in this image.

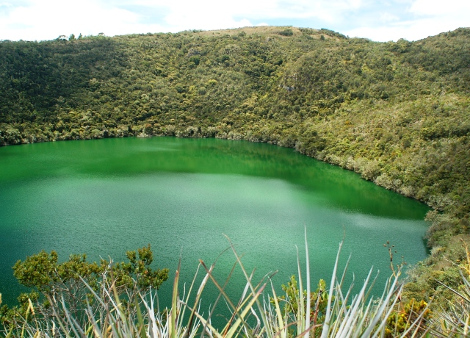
[0,137,429,311]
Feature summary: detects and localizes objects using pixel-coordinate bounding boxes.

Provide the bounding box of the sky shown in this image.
[0,0,469,42]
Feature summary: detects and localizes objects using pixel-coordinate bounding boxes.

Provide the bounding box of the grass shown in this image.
[6,231,466,337]
[424,243,470,337]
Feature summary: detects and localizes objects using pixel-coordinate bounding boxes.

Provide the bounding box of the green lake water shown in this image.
[0,137,429,315]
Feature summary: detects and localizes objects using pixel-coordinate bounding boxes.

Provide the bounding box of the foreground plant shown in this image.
[425,242,470,337]
[1,235,432,337]
[268,238,429,337]
[0,245,169,336]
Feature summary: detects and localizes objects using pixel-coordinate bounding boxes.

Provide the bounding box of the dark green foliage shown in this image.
[12,244,168,294]
[0,37,127,125]
[2,245,168,329]
[274,276,330,337]
[0,26,469,306]
[278,28,294,36]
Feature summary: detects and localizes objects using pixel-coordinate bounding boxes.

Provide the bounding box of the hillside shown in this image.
[0,26,469,302]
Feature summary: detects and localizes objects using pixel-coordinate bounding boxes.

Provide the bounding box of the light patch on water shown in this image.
[0,137,429,309]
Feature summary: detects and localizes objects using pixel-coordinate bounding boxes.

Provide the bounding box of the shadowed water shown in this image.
[0,137,429,313]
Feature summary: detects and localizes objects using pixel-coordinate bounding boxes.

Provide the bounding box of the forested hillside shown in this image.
[1,26,469,302]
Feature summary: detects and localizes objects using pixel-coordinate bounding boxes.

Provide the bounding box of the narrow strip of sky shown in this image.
[0,0,469,42]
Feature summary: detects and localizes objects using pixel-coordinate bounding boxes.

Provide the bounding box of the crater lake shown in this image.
[0,137,429,312]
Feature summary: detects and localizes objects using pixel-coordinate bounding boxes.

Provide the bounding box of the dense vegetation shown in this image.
[0,26,469,311]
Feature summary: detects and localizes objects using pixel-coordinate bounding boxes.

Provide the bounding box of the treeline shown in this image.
[0,26,469,305]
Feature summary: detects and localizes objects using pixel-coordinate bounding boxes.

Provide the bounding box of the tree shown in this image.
[1,245,169,329]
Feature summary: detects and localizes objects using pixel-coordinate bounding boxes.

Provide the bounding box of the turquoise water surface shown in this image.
[0,137,429,313]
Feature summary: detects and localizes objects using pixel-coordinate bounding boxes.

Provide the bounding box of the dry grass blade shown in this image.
[224,283,266,337]
[183,262,211,337]
[1,235,438,338]
[169,258,181,338]
[198,258,263,336]
[223,234,275,334]
[304,227,311,334]
[269,279,288,337]
[321,241,344,338]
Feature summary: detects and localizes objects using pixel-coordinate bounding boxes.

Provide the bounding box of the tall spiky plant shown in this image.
[1,233,432,337]
[427,242,470,337]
